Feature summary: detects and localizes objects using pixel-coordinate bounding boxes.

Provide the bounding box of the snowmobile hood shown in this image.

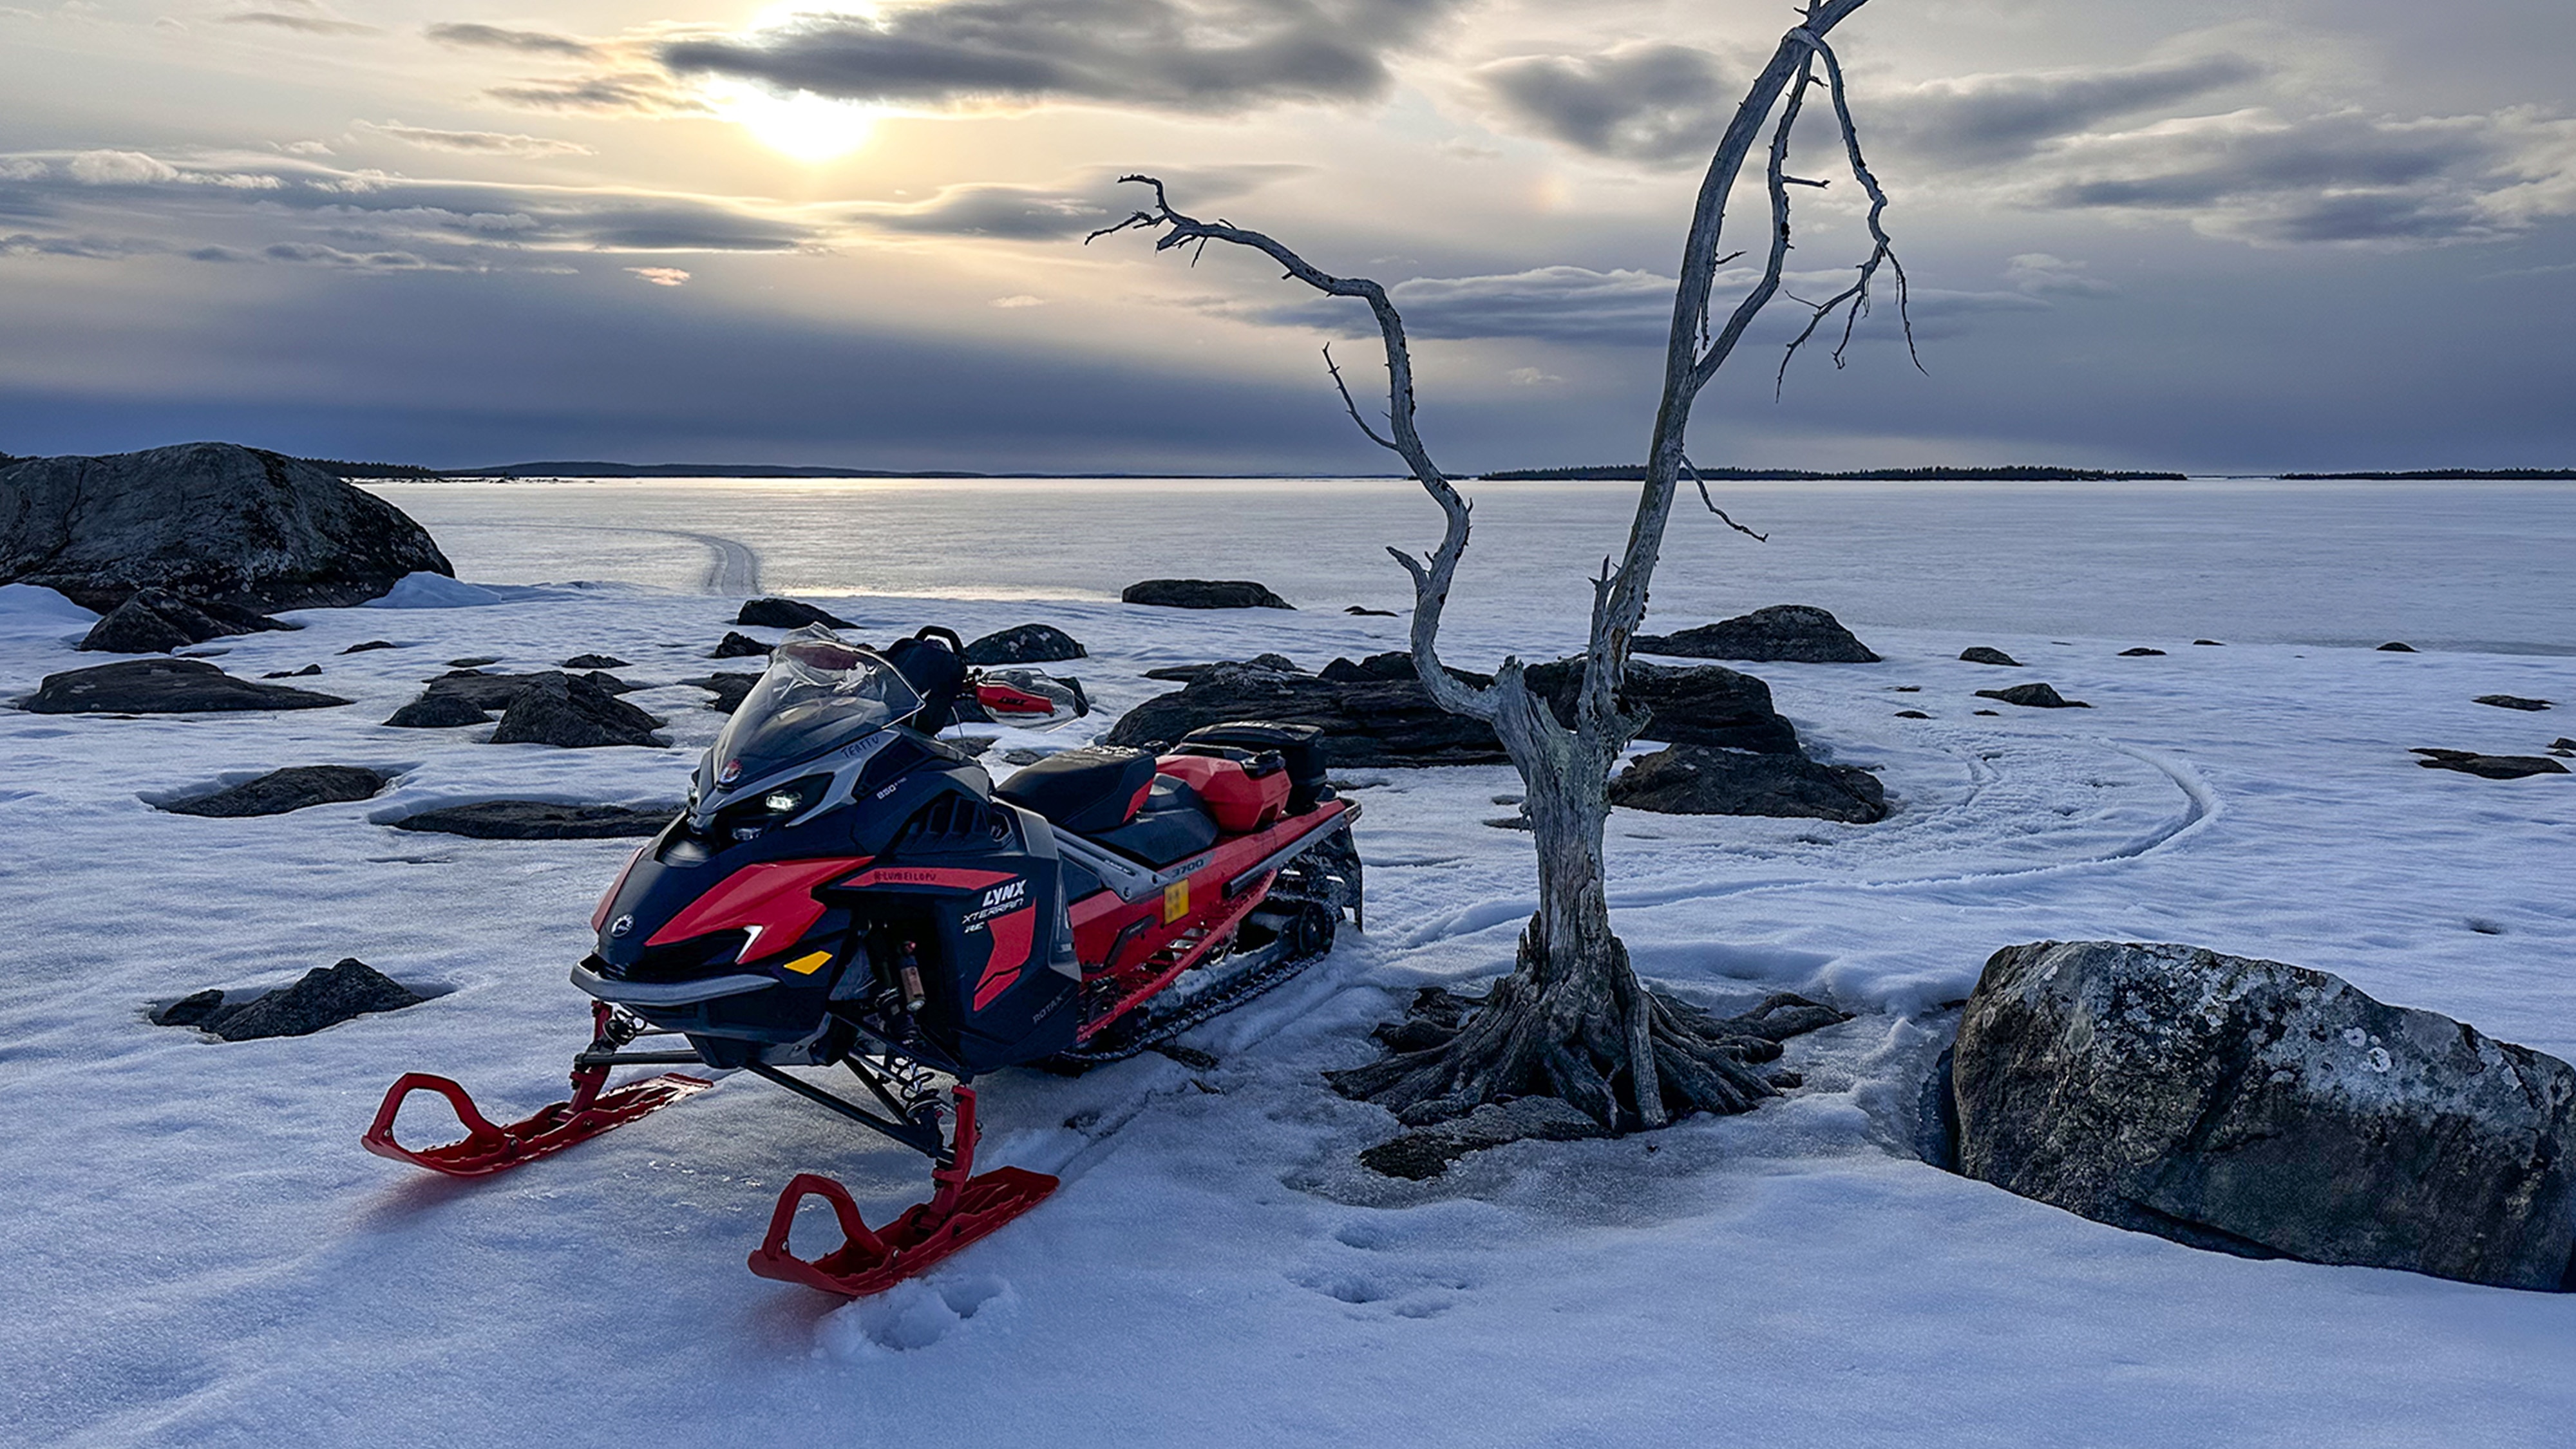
[698,626,923,814]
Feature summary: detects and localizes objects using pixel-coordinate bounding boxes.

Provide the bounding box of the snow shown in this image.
[3,482,2573,1447]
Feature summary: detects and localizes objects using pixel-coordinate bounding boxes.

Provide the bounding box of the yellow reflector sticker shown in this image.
[780,950,832,976]
[1162,879,1189,923]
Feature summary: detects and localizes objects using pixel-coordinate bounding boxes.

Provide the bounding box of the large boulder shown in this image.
[1609,745,1888,822]
[0,442,451,612]
[1633,604,1879,663]
[1121,578,1293,610]
[20,658,350,714]
[179,958,426,1041]
[1953,940,2576,1291]
[162,766,389,817]
[965,623,1087,665]
[78,589,290,654]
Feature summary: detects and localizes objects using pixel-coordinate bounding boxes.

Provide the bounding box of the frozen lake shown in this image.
[366,477,2576,654]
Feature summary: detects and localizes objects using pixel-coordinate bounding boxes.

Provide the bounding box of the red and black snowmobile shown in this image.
[366,624,1361,1295]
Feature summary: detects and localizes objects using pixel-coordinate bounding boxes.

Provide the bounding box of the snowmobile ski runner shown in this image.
[366,623,1362,1296]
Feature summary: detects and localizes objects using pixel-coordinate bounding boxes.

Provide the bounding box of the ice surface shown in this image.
[4,481,2572,1446]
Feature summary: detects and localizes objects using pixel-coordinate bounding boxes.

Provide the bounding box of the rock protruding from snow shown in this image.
[1524,658,1802,755]
[1976,682,2088,708]
[1633,604,1880,663]
[1953,940,2576,1291]
[964,623,1087,664]
[684,673,759,714]
[1609,745,1888,822]
[389,801,677,838]
[162,766,390,817]
[384,694,491,729]
[0,442,451,612]
[711,631,772,658]
[560,653,628,669]
[488,674,664,748]
[1121,578,1293,610]
[78,589,291,654]
[2476,694,2553,712]
[736,597,852,630]
[162,958,427,1041]
[1959,646,2022,666]
[1106,661,1502,766]
[21,658,351,714]
[2119,647,2166,657]
[2378,641,2417,652]
[2411,748,2570,779]
[381,667,641,729]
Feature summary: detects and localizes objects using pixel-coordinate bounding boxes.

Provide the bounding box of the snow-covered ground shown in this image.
[3,482,2573,1446]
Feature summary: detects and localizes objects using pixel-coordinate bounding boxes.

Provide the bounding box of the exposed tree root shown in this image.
[1328,923,1850,1133]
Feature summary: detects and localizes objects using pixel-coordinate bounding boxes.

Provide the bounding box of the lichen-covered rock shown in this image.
[0,442,450,611]
[162,765,389,817]
[1609,745,1887,822]
[1121,578,1293,610]
[735,597,851,629]
[963,623,1087,665]
[389,801,676,838]
[1633,604,1879,663]
[1976,682,2088,708]
[78,589,290,654]
[21,658,350,714]
[1953,940,2576,1291]
[487,674,663,748]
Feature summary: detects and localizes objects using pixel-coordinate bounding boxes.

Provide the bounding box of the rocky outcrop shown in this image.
[1976,682,2087,708]
[964,623,1086,665]
[560,653,628,670]
[736,597,851,629]
[78,588,290,654]
[380,667,639,730]
[2412,748,2570,779]
[21,658,350,714]
[488,674,663,748]
[1952,940,2576,1291]
[1121,578,1293,610]
[1524,658,1801,754]
[390,801,677,838]
[159,958,426,1041]
[1633,604,1879,664]
[1609,745,1888,822]
[162,766,389,817]
[1959,646,2021,667]
[0,442,450,612]
[383,694,492,729]
[685,673,760,714]
[711,631,772,659]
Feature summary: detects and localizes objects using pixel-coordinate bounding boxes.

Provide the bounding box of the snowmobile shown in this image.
[365,624,1361,1296]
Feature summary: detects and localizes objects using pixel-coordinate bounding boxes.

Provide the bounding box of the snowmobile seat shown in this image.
[995,746,1159,835]
[1092,776,1222,866]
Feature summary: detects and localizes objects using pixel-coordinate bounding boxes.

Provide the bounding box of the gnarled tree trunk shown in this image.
[1096,0,1900,1131]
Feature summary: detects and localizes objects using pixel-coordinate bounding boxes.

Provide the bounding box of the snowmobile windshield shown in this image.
[709,627,923,787]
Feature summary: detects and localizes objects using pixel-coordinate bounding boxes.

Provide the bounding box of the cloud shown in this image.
[488,72,708,115]
[852,164,1304,241]
[658,0,1463,116]
[355,121,594,158]
[1472,43,1732,167]
[1504,366,1561,385]
[1879,55,2267,167]
[2005,252,2118,298]
[1246,264,1677,343]
[424,21,595,57]
[989,294,1044,307]
[627,265,690,285]
[219,9,376,36]
[0,147,828,269]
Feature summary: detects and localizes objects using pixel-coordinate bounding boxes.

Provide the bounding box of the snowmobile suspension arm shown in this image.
[570,1049,709,1066]
[743,1061,949,1161]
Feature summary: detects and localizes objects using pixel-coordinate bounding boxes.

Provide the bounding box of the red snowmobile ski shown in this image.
[366,625,1361,1295]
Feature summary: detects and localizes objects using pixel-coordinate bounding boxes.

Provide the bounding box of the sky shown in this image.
[3,0,2573,474]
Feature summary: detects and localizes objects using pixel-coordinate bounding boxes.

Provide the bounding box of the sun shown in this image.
[706,80,881,164]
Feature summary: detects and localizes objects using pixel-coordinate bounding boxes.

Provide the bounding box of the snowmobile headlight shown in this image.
[762,787,807,814]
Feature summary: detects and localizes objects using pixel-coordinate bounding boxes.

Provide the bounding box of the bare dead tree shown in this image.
[1093,0,1901,1132]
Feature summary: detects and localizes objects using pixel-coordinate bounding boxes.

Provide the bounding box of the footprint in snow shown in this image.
[818,1274,1018,1357]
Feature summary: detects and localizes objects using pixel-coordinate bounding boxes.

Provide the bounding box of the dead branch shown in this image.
[1775,35,1923,396]
[1681,458,1770,542]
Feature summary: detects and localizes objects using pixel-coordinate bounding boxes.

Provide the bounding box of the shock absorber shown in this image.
[897,939,927,1014]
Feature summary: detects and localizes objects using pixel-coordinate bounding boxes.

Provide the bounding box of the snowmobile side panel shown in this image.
[643,856,873,961]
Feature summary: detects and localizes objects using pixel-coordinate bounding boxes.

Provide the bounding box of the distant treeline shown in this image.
[302,457,444,478]
[1478,464,2191,482]
[2280,469,2576,480]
